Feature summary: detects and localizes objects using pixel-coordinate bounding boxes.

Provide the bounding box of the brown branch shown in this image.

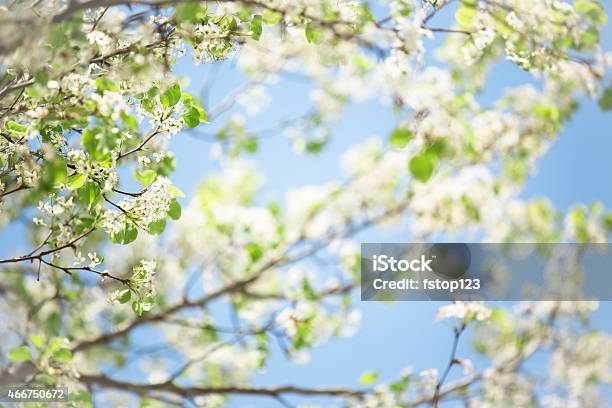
[433,322,466,407]
[112,187,147,197]
[405,372,484,407]
[0,37,167,103]
[26,230,54,257]
[0,226,129,283]
[117,129,160,160]
[239,282,354,300]
[72,195,410,353]
[71,267,280,352]
[0,79,35,100]
[90,7,110,32]
[0,227,95,265]
[79,373,365,399]
[102,194,149,234]
[39,258,130,284]
[405,304,562,407]
[0,184,31,198]
[424,27,473,35]
[0,87,25,117]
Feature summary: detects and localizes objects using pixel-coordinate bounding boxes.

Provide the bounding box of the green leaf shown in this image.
[491,308,512,332]
[576,0,600,13]
[598,87,612,111]
[359,371,379,386]
[175,3,205,23]
[168,185,186,197]
[182,93,208,123]
[7,345,31,362]
[66,173,87,189]
[168,199,181,220]
[48,337,68,353]
[305,24,321,44]
[111,223,138,245]
[262,9,282,25]
[34,71,49,86]
[158,155,176,176]
[603,213,612,230]
[6,121,27,134]
[135,169,157,187]
[121,112,139,131]
[69,390,94,406]
[302,278,318,301]
[576,0,607,25]
[44,313,61,336]
[95,77,119,92]
[161,84,181,108]
[35,373,57,385]
[117,289,132,304]
[409,153,435,182]
[132,297,154,316]
[82,127,118,162]
[424,139,448,158]
[140,399,167,408]
[293,321,311,349]
[389,127,413,148]
[579,26,599,48]
[389,377,410,393]
[82,127,100,155]
[30,334,45,349]
[533,105,560,122]
[246,243,263,262]
[243,136,258,153]
[39,124,61,142]
[148,219,167,235]
[455,3,477,28]
[45,159,67,188]
[77,182,101,207]
[53,348,72,363]
[305,140,325,153]
[182,107,201,128]
[147,86,160,99]
[251,15,263,40]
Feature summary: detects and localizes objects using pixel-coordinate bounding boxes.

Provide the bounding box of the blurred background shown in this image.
[167,3,612,405]
[0,1,611,406]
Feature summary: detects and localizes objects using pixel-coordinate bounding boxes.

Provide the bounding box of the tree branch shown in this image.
[433,322,466,407]
[80,372,365,399]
